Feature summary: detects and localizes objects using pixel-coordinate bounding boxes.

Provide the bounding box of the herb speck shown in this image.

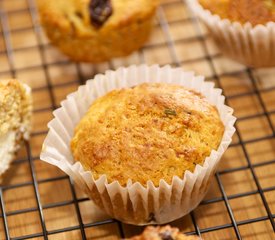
[164,109,177,116]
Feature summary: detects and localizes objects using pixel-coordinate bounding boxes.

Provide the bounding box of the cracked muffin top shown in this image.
[199,0,275,25]
[71,83,224,187]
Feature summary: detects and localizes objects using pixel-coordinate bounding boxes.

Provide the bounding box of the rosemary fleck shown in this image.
[164,109,177,116]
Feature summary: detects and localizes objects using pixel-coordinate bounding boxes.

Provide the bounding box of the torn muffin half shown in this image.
[0,79,32,179]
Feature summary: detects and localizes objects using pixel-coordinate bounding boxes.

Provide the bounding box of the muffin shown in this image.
[0,79,32,178]
[199,0,275,25]
[71,83,225,187]
[128,225,200,240]
[187,0,275,67]
[41,65,236,225]
[37,0,159,62]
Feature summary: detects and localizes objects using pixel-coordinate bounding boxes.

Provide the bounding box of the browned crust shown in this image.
[41,17,153,62]
[37,0,159,62]
[38,0,159,36]
[199,0,275,25]
[71,83,224,187]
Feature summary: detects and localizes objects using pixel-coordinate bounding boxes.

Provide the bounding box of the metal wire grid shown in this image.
[0,0,274,239]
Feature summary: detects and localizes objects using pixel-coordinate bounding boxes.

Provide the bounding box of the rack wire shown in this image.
[0,0,275,239]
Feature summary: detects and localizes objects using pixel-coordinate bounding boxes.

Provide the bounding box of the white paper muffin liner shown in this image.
[40,65,236,225]
[187,0,275,68]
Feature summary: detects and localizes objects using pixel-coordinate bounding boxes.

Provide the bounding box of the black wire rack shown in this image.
[0,0,275,239]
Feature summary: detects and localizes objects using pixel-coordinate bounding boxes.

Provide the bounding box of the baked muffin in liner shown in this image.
[187,0,275,68]
[40,65,236,225]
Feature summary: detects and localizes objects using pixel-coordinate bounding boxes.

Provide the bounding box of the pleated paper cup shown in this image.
[187,0,275,68]
[40,65,236,225]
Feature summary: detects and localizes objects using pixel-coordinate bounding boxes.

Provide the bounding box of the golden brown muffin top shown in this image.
[37,0,159,37]
[71,83,224,187]
[0,80,32,137]
[128,225,199,240]
[199,0,275,25]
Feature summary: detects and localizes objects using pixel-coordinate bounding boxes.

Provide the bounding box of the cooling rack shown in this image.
[0,0,275,239]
